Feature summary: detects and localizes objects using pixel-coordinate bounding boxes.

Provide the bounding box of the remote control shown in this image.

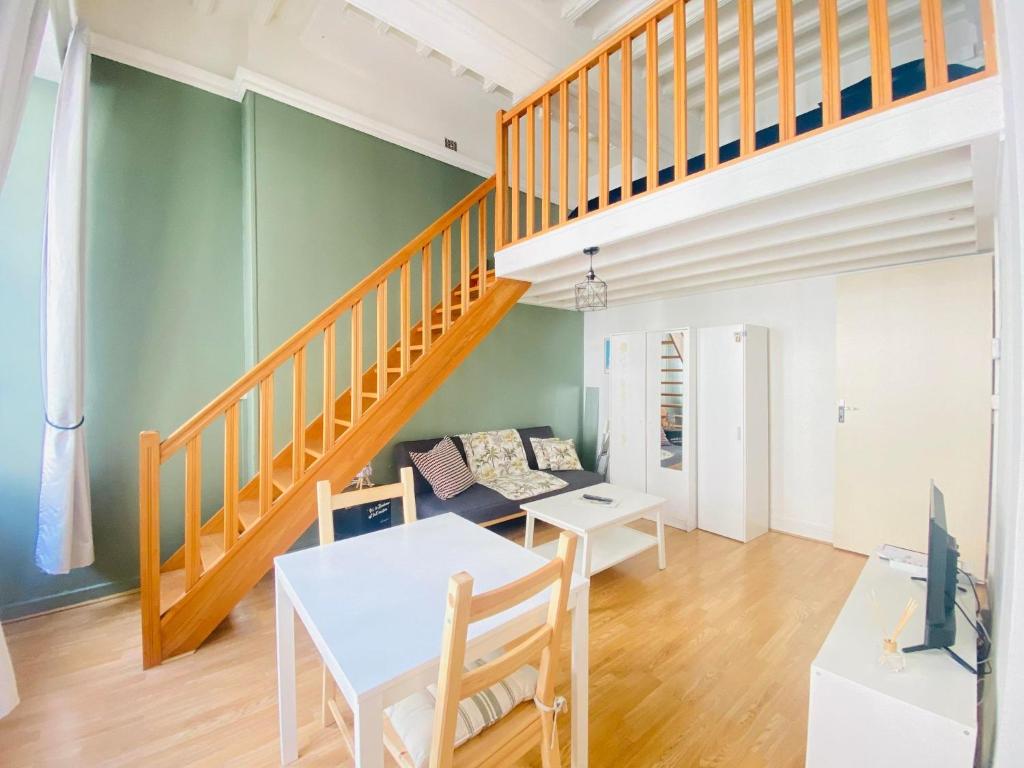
[582,493,613,504]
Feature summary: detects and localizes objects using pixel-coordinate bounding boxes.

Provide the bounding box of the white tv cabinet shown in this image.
[806,554,978,767]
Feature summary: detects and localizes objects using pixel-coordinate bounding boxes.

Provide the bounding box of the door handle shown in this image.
[838,400,859,423]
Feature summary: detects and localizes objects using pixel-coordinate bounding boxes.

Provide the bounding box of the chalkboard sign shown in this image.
[332,497,393,541]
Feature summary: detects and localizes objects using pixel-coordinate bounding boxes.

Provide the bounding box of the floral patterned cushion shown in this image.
[529,437,554,470]
[542,438,583,471]
[476,471,568,501]
[456,429,530,481]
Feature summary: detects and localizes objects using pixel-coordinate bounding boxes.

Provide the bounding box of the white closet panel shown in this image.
[696,324,770,542]
[608,332,646,493]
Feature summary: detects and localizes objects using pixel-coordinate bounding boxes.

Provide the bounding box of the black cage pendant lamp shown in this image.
[575,246,607,311]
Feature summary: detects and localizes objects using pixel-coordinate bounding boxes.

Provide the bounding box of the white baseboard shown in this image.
[771,515,833,543]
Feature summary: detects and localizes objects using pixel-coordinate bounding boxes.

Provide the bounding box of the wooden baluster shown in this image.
[322,323,335,450]
[510,118,520,242]
[400,261,411,374]
[622,35,633,200]
[421,244,432,352]
[739,0,756,156]
[258,376,273,517]
[705,0,719,170]
[139,430,162,669]
[542,92,551,230]
[494,111,506,250]
[867,0,892,108]
[673,5,686,178]
[350,301,363,424]
[460,214,470,314]
[291,347,305,482]
[526,103,536,237]
[646,17,658,190]
[599,52,610,209]
[477,198,488,296]
[185,435,202,589]
[777,0,797,141]
[442,228,452,331]
[223,403,239,551]
[578,66,588,218]
[558,81,569,222]
[819,0,841,126]
[980,0,997,75]
[919,0,947,90]
[376,281,387,399]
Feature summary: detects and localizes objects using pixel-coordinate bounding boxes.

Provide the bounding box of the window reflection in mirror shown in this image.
[659,331,685,471]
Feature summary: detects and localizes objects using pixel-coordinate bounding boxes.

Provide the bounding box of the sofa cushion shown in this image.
[516,426,555,469]
[543,438,583,471]
[408,437,476,501]
[395,436,471,496]
[457,429,530,481]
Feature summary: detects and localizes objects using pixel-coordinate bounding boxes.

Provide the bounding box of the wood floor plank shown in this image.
[0,524,862,767]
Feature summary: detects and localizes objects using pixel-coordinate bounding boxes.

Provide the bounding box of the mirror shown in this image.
[658,331,685,471]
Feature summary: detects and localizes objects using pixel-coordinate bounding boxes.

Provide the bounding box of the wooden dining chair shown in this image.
[315,467,418,742]
[383,531,578,768]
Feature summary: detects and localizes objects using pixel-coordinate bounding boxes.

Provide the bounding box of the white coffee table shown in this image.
[522,483,667,577]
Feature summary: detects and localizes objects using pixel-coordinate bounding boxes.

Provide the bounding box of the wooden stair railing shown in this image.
[139,176,529,668]
[494,0,998,249]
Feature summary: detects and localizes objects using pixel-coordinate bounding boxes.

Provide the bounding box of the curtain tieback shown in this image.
[45,413,84,430]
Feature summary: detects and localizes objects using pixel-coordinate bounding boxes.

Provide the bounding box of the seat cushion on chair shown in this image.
[385,658,538,768]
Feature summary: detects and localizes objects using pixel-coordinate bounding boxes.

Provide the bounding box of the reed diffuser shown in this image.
[874,594,918,672]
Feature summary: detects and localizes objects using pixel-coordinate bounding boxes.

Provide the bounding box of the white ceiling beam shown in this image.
[341,0,558,98]
[590,0,662,41]
[374,19,390,36]
[562,0,602,25]
[527,186,975,298]
[514,149,972,286]
[416,41,432,57]
[483,79,498,93]
[253,0,287,25]
[450,62,467,77]
[192,0,218,15]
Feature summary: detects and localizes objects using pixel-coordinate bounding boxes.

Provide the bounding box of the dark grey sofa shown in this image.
[393,426,603,525]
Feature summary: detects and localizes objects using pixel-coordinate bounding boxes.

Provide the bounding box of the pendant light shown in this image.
[574,246,607,311]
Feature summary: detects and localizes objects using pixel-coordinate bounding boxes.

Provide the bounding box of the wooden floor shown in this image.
[0,522,864,767]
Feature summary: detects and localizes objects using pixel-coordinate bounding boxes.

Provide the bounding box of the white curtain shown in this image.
[0,0,48,723]
[36,23,93,575]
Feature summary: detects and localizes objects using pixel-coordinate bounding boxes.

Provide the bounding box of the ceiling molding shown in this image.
[88,34,494,178]
[562,0,602,24]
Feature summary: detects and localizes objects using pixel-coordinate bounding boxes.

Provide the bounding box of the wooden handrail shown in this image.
[494,0,999,249]
[140,176,499,656]
[159,175,494,458]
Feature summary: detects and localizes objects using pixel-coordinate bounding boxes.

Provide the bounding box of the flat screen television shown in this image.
[903,481,973,672]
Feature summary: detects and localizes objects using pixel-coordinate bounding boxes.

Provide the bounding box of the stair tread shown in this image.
[159,568,186,614]
[200,532,224,570]
[238,498,259,530]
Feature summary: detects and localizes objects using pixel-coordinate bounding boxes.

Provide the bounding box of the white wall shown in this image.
[988,0,1024,764]
[584,275,838,541]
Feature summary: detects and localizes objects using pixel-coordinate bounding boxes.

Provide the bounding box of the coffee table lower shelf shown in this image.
[531,526,659,576]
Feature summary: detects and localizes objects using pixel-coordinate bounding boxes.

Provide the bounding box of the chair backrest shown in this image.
[428,531,578,768]
[315,466,418,546]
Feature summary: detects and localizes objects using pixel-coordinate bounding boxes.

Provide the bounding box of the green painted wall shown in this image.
[0,62,583,619]
[0,60,244,618]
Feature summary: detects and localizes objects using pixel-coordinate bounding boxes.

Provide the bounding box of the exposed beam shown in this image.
[450,62,467,77]
[253,0,287,25]
[416,41,432,57]
[562,0,602,24]
[590,0,663,41]
[374,19,390,36]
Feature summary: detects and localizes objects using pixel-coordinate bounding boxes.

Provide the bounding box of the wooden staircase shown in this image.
[138,177,528,668]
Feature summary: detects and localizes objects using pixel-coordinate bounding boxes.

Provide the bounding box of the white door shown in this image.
[697,325,745,541]
[834,255,993,575]
[646,329,694,529]
[608,332,646,492]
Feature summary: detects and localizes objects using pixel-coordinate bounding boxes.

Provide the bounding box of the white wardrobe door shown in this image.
[697,326,745,540]
[608,333,647,492]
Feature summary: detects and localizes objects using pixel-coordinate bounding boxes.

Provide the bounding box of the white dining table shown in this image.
[275,512,591,767]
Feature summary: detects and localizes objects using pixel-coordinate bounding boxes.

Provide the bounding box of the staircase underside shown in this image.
[498,77,1003,308]
[152,275,529,664]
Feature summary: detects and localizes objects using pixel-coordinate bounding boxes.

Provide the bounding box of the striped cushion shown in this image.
[385,657,538,768]
[409,437,476,501]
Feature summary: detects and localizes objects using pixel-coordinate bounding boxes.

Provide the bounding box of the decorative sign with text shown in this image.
[332,498,393,541]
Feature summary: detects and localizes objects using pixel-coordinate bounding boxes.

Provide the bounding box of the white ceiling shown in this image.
[61,0,660,176]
